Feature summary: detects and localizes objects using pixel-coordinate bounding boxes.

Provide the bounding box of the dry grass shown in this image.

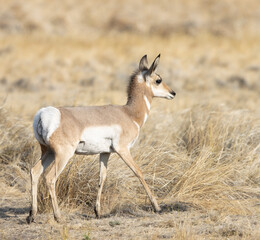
[26,104,259,216]
[0,0,260,239]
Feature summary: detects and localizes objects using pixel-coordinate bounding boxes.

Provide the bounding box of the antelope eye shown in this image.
[156,79,162,84]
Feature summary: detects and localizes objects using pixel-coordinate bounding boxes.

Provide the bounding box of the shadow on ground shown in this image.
[80,201,196,220]
[142,201,195,213]
[0,206,30,219]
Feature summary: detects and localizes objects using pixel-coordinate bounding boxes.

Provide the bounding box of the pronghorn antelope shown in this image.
[27,54,176,223]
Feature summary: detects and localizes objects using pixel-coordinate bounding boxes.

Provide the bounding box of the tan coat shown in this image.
[27,54,176,223]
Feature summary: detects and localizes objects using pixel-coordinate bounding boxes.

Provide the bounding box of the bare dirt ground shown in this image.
[1,189,259,240]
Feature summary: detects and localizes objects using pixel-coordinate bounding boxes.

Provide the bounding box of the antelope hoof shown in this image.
[157,208,163,214]
[54,216,61,223]
[54,212,62,223]
[54,215,62,223]
[26,210,35,224]
[26,215,35,224]
[94,206,100,219]
[154,206,162,213]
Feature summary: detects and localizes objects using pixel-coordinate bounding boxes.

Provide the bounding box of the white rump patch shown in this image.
[144,96,151,110]
[33,106,61,145]
[76,125,122,155]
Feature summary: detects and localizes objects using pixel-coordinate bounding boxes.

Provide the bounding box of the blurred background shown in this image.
[0,0,259,118]
[0,1,259,239]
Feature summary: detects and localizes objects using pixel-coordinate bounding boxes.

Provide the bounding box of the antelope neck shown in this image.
[126,83,152,127]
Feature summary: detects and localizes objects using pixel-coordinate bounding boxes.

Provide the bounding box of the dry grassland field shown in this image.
[0,0,260,239]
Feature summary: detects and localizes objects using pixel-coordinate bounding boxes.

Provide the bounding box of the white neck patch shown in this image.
[143,112,148,125]
[137,73,144,83]
[146,76,152,87]
[133,121,140,132]
[144,95,151,110]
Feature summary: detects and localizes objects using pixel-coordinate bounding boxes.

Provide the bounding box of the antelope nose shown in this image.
[170,90,176,96]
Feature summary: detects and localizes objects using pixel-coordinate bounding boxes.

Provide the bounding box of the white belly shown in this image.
[75,125,121,155]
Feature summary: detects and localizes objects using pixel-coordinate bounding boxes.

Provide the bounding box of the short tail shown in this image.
[33,106,61,146]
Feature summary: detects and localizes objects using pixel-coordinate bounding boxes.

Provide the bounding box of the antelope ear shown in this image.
[147,54,160,75]
[139,55,148,71]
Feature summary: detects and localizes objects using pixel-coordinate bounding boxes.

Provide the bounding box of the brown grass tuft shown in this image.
[27,104,259,217]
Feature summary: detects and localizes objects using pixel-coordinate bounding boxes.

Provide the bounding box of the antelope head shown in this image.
[139,54,176,100]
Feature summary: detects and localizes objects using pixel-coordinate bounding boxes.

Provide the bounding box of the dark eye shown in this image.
[156,79,162,84]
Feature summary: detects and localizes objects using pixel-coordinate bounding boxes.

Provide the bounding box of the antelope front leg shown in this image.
[117,148,161,212]
[94,153,110,218]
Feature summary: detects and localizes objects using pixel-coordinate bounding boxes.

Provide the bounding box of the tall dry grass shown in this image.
[56,104,257,215]
[2,102,257,216]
